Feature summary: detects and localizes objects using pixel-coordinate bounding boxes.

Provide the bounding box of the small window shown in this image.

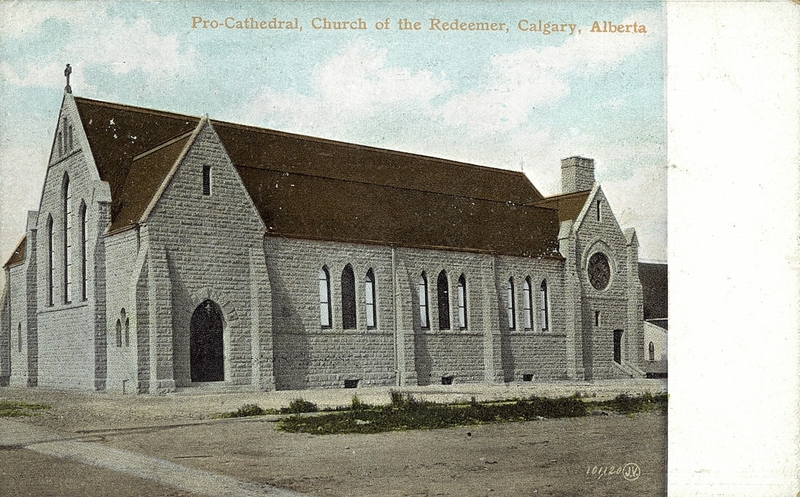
[649,341,655,361]
[418,273,429,329]
[365,269,376,329]
[202,165,211,196]
[115,319,122,347]
[64,174,73,304]
[17,323,22,353]
[57,131,63,156]
[79,201,88,301]
[523,277,533,330]
[124,318,130,347]
[47,215,54,306]
[594,310,601,327]
[319,267,332,328]
[539,280,549,331]
[596,199,601,222]
[507,278,516,330]
[457,274,467,329]
[68,125,74,151]
[341,264,356,329]
[437,270,450,330]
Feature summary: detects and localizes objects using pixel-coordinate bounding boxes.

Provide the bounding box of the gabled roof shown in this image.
[3,237,26,269]
[533,189,592,222]
[71,96,567,257]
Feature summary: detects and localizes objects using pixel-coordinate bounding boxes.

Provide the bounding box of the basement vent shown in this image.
[441,376,454,386]
[522,374,534,382]
[344,379,359,389]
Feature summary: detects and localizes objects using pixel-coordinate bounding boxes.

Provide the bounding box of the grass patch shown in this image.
[278,393,589,435]
[596,392,668,415]
[0,400,49,417]
[213,403,278,419]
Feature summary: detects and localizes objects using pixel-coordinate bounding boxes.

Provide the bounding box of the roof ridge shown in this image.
[132,130,196,162]
[234,163,549,209]
[214,117,530,178]
[74,96,202,123]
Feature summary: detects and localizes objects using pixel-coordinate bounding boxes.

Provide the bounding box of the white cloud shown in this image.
[246,41,447,135]
[437,10,661,135]
[0,4,195,91]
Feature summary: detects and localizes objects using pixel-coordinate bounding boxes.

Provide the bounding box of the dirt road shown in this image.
[1,381,666,496]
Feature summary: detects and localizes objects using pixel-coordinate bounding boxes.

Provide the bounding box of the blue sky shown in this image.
[0,1,666,274]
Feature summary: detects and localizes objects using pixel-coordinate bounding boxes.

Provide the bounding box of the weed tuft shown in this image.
[0,401,50,417]
[282,398,319,414]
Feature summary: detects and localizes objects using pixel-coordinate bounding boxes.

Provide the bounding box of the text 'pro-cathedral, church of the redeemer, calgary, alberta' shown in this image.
[1,71,666,394]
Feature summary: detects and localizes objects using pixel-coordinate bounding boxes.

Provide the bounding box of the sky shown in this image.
[0,0,667,287]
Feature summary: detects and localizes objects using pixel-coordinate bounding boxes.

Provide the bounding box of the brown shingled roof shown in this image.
[72,96,563,257]
[3,236,26,268]
[534,189,592,222]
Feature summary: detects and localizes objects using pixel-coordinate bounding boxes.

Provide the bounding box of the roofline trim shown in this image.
[138,118,207,225]
[131,130,197,162]
[265,231,565,260]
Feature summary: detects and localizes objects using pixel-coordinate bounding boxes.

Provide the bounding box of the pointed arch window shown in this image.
[649,342,655,361]
[539,280,549,331]
[63,174,73,304]
[365,269,376,329]
[115,319,122,347]
[507,278,516,330]
[418,273,429,330]
[319,267,332,328]
[437,270,450,330]
[523,277,533,330]
[342,264,356,329]
[79,201,87,301]
[47,215,54,306]
[457,274,467,329]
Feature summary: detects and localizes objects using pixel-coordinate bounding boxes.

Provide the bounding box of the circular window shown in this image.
[588,252,611,290]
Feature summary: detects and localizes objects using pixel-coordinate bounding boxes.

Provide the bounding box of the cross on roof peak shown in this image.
[64,64,72,94]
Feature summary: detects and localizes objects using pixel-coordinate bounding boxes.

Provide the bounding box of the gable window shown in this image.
[319,267,332,328]
[649,341,655,361]
[63,174,73,303]
[365,269,376,329]
[507,278,516,330]
[79,201,87,301]
[437,270,450,330]
[418,273,429,329]
[539,280,549,331]
[47,215,54,306]
[523,277,533,330]
[596,199,602,222]
[341,264,356,329]
[57,131,63,156]
[457,274,467,329]
[202,165,211,196]
[68,124,73,151]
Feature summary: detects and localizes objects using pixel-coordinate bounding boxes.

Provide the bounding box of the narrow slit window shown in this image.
[457,274,467,329]
[341,264,356,329]
[507,278,516,330]
[437,270,450,330]
[64,175,72,304]
[115,319,122,347]
[596,199,602,222]
[17,323,22,353]
[418,273,429,329]
[523,277,533,330]
[319,267,332,328]
[649,342,655,361]
[80,201,87,301]
[47,215,54,306]
[539,280,549,331]
[124,318,130,347]
[202,165,211,196]
[594,310,601,327]
[365,269,376,329]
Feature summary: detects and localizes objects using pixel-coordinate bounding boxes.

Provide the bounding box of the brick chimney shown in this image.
[561,156,595,194]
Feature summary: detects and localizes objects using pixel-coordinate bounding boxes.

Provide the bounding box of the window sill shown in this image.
[40,301,89,313]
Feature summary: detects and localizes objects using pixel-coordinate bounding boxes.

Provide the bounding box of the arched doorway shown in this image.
[190,300,224,382]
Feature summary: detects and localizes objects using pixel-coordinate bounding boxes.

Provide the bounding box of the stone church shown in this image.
[0,88,646,394]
